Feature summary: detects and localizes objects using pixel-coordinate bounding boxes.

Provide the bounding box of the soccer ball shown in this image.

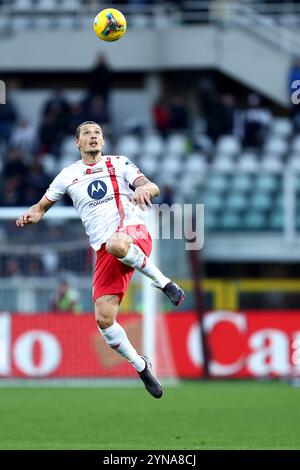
[93,8,127,42]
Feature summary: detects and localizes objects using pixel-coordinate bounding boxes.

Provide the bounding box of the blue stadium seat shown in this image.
[204,211,219,231]
[202,192,224,211]
[269,210,284,230]
[250,192,273,211]
[244,212,266,230]
[220,212,241,230]
[231,173,253,192]
[206,173,228,193]
[226,193,248,211]
[255,174,278,193]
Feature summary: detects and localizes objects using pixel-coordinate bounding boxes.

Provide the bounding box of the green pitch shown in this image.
[0,380,300,450]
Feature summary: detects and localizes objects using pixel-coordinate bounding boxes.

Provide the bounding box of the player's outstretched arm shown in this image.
[16,196,55,227]
[131,176,160,208]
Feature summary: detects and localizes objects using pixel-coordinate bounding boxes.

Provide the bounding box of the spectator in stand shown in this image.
[43,87,70,122]
[0,96,17,143]
[89,53,112,103]
[169,95,189,131]
[51,279,81,314]
[26,162,51,196]
[10,119,36,154]
[86,95,109,125]
[0,177,23,206]
[243,93,272,148]
[218,93,237,135]
[68,101,87,135]
[38,111,64,155]
[2,147,28,180]
[153,97,170,137]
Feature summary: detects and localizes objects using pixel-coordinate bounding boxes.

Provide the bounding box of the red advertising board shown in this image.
[1,311,300,379]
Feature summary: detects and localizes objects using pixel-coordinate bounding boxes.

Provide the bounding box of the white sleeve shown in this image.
[46,170,67,202]
[121,156,144,186]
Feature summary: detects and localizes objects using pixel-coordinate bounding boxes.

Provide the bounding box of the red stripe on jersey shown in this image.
[105,158,125,228]
[141,256,147,269]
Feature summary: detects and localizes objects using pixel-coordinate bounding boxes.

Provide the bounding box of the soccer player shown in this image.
[16,121,185,399]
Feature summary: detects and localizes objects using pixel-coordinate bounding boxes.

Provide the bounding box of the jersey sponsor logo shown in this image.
[87,180,107,200]
[88,195,114,208]
[84,168,103,175]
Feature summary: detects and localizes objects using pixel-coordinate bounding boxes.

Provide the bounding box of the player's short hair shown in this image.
[75,121,103,139]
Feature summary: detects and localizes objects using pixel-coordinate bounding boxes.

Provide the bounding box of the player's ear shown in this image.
[75,138,80,149]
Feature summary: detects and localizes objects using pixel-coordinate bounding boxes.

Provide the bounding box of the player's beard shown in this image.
[86,148,102,160]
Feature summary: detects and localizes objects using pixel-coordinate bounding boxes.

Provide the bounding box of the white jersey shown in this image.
[46,155,146,251]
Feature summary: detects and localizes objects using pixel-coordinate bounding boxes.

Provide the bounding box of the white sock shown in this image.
[119,243,170,289]
[98,321,145,372]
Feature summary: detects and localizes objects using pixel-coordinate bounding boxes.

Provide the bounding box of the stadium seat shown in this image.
[271,118,293,138]
[143,134,164,156]
[226,193,248,211]
[231,173,253,193]
[261,158,284,172]
[11,16,31,31]
[220,212,241,230]
[57,153,77,171]
[165,134,187,154]
[56,16,76,29]
[185,153,207,173]
[255,174,278,193]
[263,137,288,156]
[0,16,8,33]
[274,194,284,210]
[131,14,150,29]
[216,135,241,156]
[269,210,284,230]
[289,156,300,171]
[237,152,259,172]
[157,172,177,187]
[206,173,228,193]
[116,135,140,159]
[212,156,234,173]
[244,211,266,230]
[36,0,57,10]
[60,137,78,156]
[59,0,79,11]
[291,135,300,153]
[138,157,157,178]
[40,153,57,177]
[13,0,34,11]
[161,155,182,175]
[250,192,273,211]
[202,192,223,211]
[204,210,219,231]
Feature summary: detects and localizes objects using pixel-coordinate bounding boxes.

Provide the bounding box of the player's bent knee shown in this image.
[96,316,113,330]
[105,239,129,258]
[94,297,117,329]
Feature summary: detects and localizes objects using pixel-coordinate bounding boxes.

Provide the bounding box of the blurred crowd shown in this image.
[0,85,275,207]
